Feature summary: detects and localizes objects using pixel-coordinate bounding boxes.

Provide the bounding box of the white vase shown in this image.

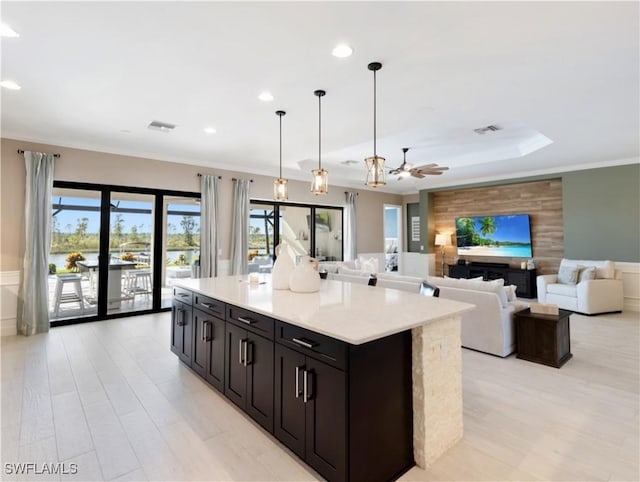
[272,243,294,290]
[289,256,321,293]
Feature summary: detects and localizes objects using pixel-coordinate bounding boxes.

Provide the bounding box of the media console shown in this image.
[448,262,537,298]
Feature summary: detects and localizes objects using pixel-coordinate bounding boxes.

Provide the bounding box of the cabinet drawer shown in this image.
[275,321,347,371]
[227,305,274,340]
[193,293,225,319]
[173,287,193,305]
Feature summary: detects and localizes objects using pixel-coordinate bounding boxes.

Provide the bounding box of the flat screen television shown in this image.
[455,214,532,258]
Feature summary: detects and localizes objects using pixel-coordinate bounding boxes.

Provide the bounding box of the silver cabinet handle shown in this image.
[237,316,255,325]
[295,366,301,399]
[201,302,216,309]
[177,309,186,326]
[292,337,317,349]
[243,340,249,366]
[208,322,213,341]
[177,292,189,298]
[202,320,211,342]
[238,339,244,365]
[303,370,308,403]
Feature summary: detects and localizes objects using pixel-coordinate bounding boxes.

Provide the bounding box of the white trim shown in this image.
[617,262,640,312]
[0,270,20,336]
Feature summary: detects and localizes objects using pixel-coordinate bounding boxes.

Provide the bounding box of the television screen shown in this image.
[455,214,532,258]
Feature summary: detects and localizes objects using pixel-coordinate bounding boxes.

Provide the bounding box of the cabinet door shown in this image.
[245,333,274,432]
[305,358,347,482]
[224,323,247,410]
[205,316,225,393]
[171,302,192,365]
[192,309,209,377]
[274,344,306,458]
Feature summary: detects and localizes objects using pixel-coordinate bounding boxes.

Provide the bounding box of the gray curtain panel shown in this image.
[230,179,251,275]
[345,191,357,261]
[17,151,55,335]
[199,175,219,278]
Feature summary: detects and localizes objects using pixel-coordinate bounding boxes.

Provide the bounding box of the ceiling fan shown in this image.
[388,148,449,180]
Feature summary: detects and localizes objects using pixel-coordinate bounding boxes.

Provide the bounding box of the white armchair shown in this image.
[537,259,623,315]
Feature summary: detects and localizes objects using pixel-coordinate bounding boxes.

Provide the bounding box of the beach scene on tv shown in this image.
[455,214,533,258]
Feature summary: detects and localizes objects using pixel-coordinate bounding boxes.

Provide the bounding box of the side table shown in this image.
[515,308,573,368]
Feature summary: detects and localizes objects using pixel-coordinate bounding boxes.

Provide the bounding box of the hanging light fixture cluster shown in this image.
[311,89,328,195]
[273,110,288,201]
[272,60,388,200]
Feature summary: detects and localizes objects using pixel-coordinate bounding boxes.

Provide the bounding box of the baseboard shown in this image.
[1,271,20,336]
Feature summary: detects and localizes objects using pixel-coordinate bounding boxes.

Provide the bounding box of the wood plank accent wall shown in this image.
[433,179,564,277]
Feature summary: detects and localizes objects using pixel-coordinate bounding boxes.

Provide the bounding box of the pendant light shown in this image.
[365,61,386,187]
[273,110,288,201]
[311,89,328,195]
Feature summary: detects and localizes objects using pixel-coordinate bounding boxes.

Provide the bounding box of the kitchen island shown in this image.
[171,275,473,481]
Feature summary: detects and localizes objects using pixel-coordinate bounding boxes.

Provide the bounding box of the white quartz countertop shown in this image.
[175,275,474,345]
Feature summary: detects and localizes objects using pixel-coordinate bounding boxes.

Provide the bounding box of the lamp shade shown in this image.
[435,233,451,246]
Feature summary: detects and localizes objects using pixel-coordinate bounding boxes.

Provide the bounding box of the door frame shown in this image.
[51,180,200,327]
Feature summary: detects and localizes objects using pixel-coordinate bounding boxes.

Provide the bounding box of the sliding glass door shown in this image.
[49,188,102,321]
[161,197,201,308]
[50,181,199,325]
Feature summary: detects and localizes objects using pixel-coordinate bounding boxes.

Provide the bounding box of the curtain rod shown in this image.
[233,178,253,182]
[345,191,359,195]
[17,149,60,158]
[197,173,222,179]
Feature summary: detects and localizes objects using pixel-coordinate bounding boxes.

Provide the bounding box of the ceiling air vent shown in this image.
[474,124,502,135]
[148,120,176,132]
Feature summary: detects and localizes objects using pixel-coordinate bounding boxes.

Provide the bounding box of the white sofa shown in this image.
[428,276,527,357]
[536,259,624,315]
[322,260,526,357]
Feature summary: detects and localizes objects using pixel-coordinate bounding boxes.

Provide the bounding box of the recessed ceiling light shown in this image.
[204,127,217,134]
[258,91,274,102]
[0,80,21,90]
[0,23,19,38]
[332,44,353,58]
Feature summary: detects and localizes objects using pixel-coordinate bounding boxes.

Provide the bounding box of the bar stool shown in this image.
[53,274,85,317]
[125,269,152,305]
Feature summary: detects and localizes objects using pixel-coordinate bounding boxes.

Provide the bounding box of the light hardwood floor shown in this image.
[1,310,638,481]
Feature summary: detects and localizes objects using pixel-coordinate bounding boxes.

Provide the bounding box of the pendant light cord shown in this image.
[373,68,377,157]
[318,94,322,170]
[279,114,282,179]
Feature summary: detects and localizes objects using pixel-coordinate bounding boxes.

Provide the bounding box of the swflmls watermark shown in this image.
[4,462,78,475]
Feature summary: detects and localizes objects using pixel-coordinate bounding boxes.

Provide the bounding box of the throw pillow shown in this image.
[595,260,615,279]
[579,266,596,282]
[505,285,517,302]
[358,257,379,274]
[558,266,580,285]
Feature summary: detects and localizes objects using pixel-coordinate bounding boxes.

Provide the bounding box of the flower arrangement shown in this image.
[120,252,136,262]
[177,254,187,265]
[65,252,85,272]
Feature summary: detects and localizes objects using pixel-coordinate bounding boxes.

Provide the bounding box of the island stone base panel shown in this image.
[411,315,464,468]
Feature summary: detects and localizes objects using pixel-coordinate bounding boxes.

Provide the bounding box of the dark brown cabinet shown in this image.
[192,309,225,392]
[224,319,274,432]
[171,289,413,482]
[275,344,347,482]
[171,298,193,365]
[448,263,537,298]
[515,308,572,368]
[274,322,412,482]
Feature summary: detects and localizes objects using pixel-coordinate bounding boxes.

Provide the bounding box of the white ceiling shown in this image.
[2,1,638,194]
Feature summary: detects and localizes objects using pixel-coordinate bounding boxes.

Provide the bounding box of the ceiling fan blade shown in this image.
[413,163,438,170]
[411,172,426,179]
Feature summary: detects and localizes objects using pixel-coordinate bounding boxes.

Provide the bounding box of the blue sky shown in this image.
[470,215,531,243]
[52,197,199,234]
